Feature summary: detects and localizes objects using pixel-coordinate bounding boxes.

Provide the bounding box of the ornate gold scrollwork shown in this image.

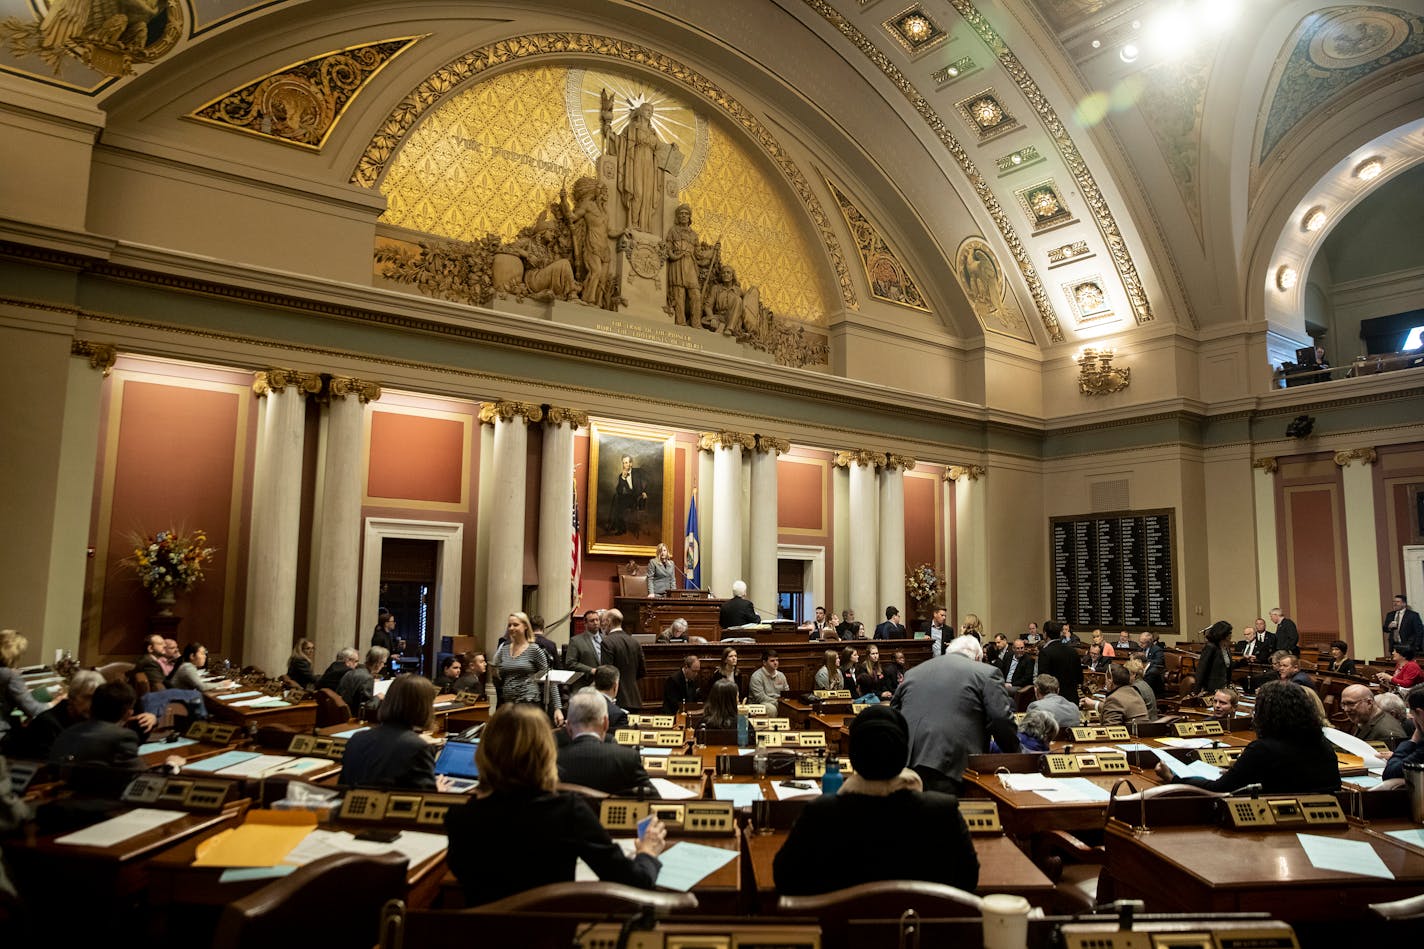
[884,453,917,471]
[71,339,117,375]
[946,464,986,481]
[253,368,323,397]
[1332,448,1377,468]
[328,376,382,403]
[1251,457,1278,474]
[544,406,590,429]
[1076,347,1131,396]
[698,431,756,452]
[755,435,792,455]
[834,449,888,469]
[478,400,544,425]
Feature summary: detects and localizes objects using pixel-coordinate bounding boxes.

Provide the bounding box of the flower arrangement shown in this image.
[125,528,217,599]
[905,562,944,609]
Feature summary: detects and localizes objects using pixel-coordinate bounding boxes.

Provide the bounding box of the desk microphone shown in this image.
[1237,783,1264,799]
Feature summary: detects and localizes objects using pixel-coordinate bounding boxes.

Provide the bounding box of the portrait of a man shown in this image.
[587,424,674,556]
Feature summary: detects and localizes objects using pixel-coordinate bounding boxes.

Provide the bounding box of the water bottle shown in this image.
[753,744,768,777]
[821,755,844,796]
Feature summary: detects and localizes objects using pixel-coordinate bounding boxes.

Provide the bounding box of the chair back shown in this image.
[779,880,981,921]
[315,687,353,727]
[213,851,407,949]
[618,560,650,598]
[95,661,133,683]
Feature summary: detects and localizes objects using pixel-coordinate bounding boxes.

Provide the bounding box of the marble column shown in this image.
[1251,457,1280,623]
[309,376,381,664]
[480,400,542,661]
[704,431,755,600]
[246,368,321,675]
[1336,448,1383,656]
[536,407,587,642]
[841,450,885,632]
[748,436,788,619]
[878,455,913,620]
[832,458,850,617]
[696,443,716,590]
[474,421,496,650]
[949,465,988,628]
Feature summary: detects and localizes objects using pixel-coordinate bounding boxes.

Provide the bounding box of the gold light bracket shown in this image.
[1076,347,1130,396]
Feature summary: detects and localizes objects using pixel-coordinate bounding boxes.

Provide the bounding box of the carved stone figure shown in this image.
[665,204,711,327]
[704,265,762,339]
[492,216,579,301]
[569,177,620,308]
[617,101,662,232]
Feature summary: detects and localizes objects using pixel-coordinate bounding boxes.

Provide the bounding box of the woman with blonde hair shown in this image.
[445,704,667,905]
[1091,629,1115,658]
[493,611,563,727]
[287,638,317,689]
[0,629,52,743]
[647,542,676,596]
[814,649,843,690]
[960,613,983,640]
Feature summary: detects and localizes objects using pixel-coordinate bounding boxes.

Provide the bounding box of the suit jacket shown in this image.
[646,558,676,596]
[316,660,350,692]
[1140,642,1166,681]
[1098,686,1149,726]
[835,620,858,638]
[339,723,437,790]
[48,719,141,769]
[1274,618,1299,656]
[892,653,1018,783]
[873,620,907,640]
[1233,633,1275,663]
[603,694,630,734]
[133,654,167,691]
[1386,607,1424,652]
[557,734,653,795]
[661,670,700,712]
[1035,638,1082,699]
[1194,643,1229,692]
[719,597,760,628]
[1005,652,1035,689]
[338,665,376,712]
[1356,711,1406,742]
[564,633,601,690]
[1184,735,1339,794]
[601,629,645,711]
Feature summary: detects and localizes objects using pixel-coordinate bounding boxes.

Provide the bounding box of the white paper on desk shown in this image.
[1343,775,1383,789]
[185,750,261,772]
[1156,737,1216,749]
[543,669,578,684]
[1149,747,1223,781]
[282,828,447,869]
[228,696,290,709]
[1086,743,1152,752]
[1031,778,1111,804]
[54,807,185,847]
[713,783,764,806]
[434,701,456,709]
[138,736,198,755]
[654,840,739,891]
[998,773,1058,791]
[331,726,369,739]
[217,754,298,778]
[262,757,333,777]
[576,840,637,881]
[373,678,394,698]
[650,777,699,800]
[1297,832,1394,880]
[1386,829,1424,849]
[221,690,263,701]
[1323,727,1387,771]
[772,780,822,801]
[640,747,673,757]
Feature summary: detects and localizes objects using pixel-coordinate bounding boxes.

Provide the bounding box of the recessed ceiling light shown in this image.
[1276,265,1298,291]
[1302,207,1327,232]
[1120,44,1140,63]
[946,66,959,77]
[1011,153,1023,165]
[1354,157,1384,181]
[1091,39,1101,49]
[1131,19,1141,29]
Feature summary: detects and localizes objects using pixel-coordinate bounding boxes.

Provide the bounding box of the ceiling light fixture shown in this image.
[1120,44,1139,63]
[1354,157,1384,181]
[1091,39,1101,49]
[1302,207,1327,232]
[1276,265,1298,291]
[903,15,931,41]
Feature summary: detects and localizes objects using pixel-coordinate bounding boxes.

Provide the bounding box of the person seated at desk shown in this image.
[1026,673,1081,729]
[1091,629,1114,658]
[656,617,691,643]
[451,651,487,697]
[984,633,1009,666]
[1084,643,1110,674]
[317,647,359,693]
[1381,688,1424,780]
[749,649,789,712]
[992,707,1058,753]
[814,649,844,691]
[49,680,143,770]
[1377,692,1410,730]
[1375,645,1423,691]
[1162,681,1339,794]
[340,674,440,791]
[818,616,840,642]
[286,638,317,690]
[433,655,463,693]
[557,690,655,795]
[1208,686,1241,720]
[1081,664,1149,726]
[709,646,741,697]
[835,610,858,639]
[772,704,978,895]
[16,670,137,761]
[1003,638,1035,690]
[700,678,741,734]
[1113,630,1134,654]
[167,642,223,692]
[445,704,666,905]
[339,646,388,715]
[1341,684,1406,742]
[1272,651,1314,689]
[592,664,630,734]
[718,580,760,628]
[1324,640,1357,677]
[856,644,895,702]
[1124,659,1158,719]
[840,646,862,699]
[132,633,169,693]
[661,654,701,713]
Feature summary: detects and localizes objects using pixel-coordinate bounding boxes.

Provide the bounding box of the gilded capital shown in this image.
[699,431,756,452]
[71,340,117,376]
[946,464,986,481]
[1333,447,1377,468]
[253,368,323,397]
[755,435,791,455]
[328,376,382,403]
[835,449,888,469]
[884,454,917,472]
[479,400,544,425]
[544,406,590,429]
[1251,457,1278,474]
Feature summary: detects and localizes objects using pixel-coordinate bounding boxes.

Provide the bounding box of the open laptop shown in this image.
[435,740,480,793]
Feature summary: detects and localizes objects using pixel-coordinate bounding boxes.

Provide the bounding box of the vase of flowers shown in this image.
[905,562,944,614]
[125,528,217,615]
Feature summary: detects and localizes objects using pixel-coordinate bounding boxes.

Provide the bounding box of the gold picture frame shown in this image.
[587,423,676,557]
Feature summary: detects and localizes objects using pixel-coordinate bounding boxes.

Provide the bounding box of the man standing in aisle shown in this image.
[1384,594,1424,654]
[926,607,950,657]
[565,609,603,691]
[601,609,646,712]
[1269,608,1299,657]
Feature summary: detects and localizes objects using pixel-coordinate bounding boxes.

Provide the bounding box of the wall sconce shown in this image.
[1076,346,1131,396]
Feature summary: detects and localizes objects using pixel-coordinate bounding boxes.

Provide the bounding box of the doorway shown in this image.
[379,538,437,676]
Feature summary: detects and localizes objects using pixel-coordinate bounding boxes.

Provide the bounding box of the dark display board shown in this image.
[1051,509,1177,632]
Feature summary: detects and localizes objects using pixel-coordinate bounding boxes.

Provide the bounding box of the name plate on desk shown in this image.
[288,734,347,760]
[614,729,687,747]
[1174,720,1224,737]
[1223,794,1345,830]
[959,799,1002,833]
[600,798,735,835]
[1069,725,1131,741]
[794,756,852,778]
[642,755,704,777]
[1045,751,1130,775]
[628,714,677,729]
[811,690,853,700]
[1197,748,1242,767]
[185,721,239,745]
[755,731,826,748]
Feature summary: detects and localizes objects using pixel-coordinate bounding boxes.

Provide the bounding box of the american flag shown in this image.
[571,476,583,602]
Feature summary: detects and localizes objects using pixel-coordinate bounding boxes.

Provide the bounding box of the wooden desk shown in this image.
[206,692,318,730]
[961,768,1164,837]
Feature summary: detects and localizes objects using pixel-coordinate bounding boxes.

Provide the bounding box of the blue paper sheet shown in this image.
[184,750,260,772]
[219,865,298,883]
[137,737,198,755]
[652,841,740,891]
[712,783,764,806]
[1296,833,1394,880]
[1386,828,1424,849]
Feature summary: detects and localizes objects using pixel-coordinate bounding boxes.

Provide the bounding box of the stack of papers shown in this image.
[137,736,198,755]
[1323,727,1387,772]
[771,780,822,801]
[229,695,290,709]
[997,773,1110,803]
[193,812,317,867]
[185,750,261,773]
[653,841,739,890]
[221,691,263,701]
[282,828,447,868]
[1149,747,1223,781]
[1297,833,1394,880]
[1157,737,1217,749]
[54,808,185,847]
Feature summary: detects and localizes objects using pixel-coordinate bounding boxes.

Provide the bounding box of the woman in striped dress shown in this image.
[493,611,564,727]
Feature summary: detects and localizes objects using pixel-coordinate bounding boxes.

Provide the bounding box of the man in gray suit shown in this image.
[600,609,646,712]
[565,609,604,691]
[892,635,1019,793]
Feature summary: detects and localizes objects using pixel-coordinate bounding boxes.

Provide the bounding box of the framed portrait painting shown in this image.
[587,423,675,556]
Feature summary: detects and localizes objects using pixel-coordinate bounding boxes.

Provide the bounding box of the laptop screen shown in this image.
[435,741,479,779]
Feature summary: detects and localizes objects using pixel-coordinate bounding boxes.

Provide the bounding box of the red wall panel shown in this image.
[368,411,464,504]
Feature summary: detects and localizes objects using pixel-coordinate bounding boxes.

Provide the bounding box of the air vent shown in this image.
[1090,479,1129,512]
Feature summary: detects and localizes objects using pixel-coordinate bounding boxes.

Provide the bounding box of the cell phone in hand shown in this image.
[636,815,653,839]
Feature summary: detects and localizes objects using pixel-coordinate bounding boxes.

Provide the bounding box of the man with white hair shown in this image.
[316,647,360,692]
[1340,684,1406,741]
[719,580,760,628]
[892,632,1019,793]
[557,690,655,795]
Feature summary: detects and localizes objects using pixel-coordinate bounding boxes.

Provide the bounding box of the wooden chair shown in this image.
[315,687,353,727]
[779,881,981,934]
[480,881,697,915]
[212,851,407,949]
[94,661,133,683]
[617,560,649,597]
[556,782,610,801]
[1032,829,1107,912]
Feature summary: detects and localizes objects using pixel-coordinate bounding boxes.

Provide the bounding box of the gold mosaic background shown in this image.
[378,64,832,324]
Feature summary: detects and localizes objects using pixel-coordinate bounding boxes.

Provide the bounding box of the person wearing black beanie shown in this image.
[772,704,979,895]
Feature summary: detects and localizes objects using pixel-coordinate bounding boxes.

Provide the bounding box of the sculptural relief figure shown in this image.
[569,176,620,308]
[704,265,762,340]
[492,215,579,301]
[607,98,667,233]
[665,204,712,327]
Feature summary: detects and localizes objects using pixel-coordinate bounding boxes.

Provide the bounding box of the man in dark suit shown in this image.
[608,454,648,535]
[49,680,141,770]
[661,655,701,713]
[719,581,760,628]
[1136,632,1166,695]
[564,610,603,691]
[1385,594,1424,653]
[1003,638,1035,689]
[132,634,167,692]
[1269,608,1299,656]
[873,606,906,640]
[600,610,646,711]
[1035,620,1083,701]
[317,648,360,692]
[593,664,630,733]
[835,609,858,639]
[557,691,654,795]
[926,607,951,657]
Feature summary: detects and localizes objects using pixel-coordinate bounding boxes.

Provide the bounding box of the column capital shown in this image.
[71,339,117,376]
[328,376,382,403]
[698,431,756,452]
[544,406,589,429]
[835,449,887,469]
[946,464,985,481]
[1333,447,1377,468]
[479,400,544,425]
[1251,456,1278,473]
[754,435,791,455]
[884,453,916,472]
[253,368,323,397]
